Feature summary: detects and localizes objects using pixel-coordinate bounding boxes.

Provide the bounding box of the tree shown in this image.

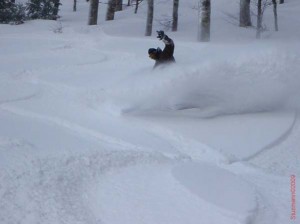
[145,0,154,36]
[0,0,26,24]
[27,0,60,20]
[279,0,284,4]
[135,0,138,14]
[272,0,278,31]
[88,0,99,25]
[73,0,77,11]
[0,0,14,23]
[106,0,116,20]
[116,0,123,11]
[254,0,276,38]
[172,0,179,31]
[198,0,211,42]
[53,0,60,17]
[256,0,262,38]
[240,0,252,27]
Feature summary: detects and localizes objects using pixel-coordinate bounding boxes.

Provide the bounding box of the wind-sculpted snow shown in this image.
[171,162,277,224]
[1,0,299,223]
[173,162,258,214]
[106,45,300,118]
[91,163,246,224]
[0,145,170,224]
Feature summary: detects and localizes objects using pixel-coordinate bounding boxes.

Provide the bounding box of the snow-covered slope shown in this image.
[1,0,300,224]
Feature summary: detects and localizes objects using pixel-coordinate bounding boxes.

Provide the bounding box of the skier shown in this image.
[148,30,175,68]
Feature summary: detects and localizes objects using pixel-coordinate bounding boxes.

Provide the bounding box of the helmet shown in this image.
[148,47,162,60]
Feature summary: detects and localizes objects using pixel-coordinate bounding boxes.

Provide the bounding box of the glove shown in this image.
[156,30,165,40]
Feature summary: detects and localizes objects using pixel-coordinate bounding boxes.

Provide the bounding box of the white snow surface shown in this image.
[1,0,300,224]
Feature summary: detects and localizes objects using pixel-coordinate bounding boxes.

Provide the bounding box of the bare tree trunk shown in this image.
[106,0,116,20]
[172,0,179,31]
[256,0,262,39]
[145,0,154,36]
[88,0,99,25]
[135,0,139,14]
[73,0,77,11]
[127,0,130,6]
[53,0,60,18]
[115,0,123,11]
[199,0,211,42]
[239,0,252,27]
[279,0,284,4]
[272,0,278,31]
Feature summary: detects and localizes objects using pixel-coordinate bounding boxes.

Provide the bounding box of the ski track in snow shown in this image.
[0,80,271,224]
[243,111,298,162]
[0,92,38,105]
[0,104,154,153]
[249,111,300,175]
[0,148,171,224]
[228,163,294,224]
[0,59,293,224]
[1,1,300,223]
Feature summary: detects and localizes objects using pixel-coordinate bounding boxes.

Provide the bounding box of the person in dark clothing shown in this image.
[148,31,175,68]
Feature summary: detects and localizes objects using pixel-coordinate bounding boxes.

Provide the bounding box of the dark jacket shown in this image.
[154,36,175,68]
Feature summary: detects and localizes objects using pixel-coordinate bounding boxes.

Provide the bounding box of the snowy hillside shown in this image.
[1,0,300,224]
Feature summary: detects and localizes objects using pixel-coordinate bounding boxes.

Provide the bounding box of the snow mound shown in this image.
[172,162,257,218]
[91,164,243,224]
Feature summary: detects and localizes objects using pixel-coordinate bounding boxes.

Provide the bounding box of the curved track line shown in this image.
[244,110,298,162]
[0,105,157,153]
[0,93,39,105]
